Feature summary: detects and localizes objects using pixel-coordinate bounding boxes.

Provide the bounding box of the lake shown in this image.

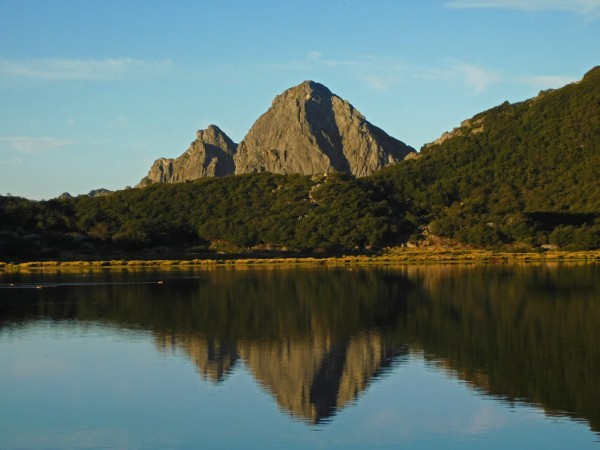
[1,263,599,449]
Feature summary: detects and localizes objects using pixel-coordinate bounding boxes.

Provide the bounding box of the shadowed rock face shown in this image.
[137,125,237,187]
[234,81,415,177]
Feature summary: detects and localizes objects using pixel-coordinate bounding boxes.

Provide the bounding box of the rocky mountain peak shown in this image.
[137,125,237,187]
[195,124,234,148]
[234,80,415,177]
[273,80,332,103]
[138,81,416,186]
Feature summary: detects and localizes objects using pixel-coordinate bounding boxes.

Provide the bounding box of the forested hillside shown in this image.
[370,66,600,248]
[0,173,405,260]
[1,67,598,261]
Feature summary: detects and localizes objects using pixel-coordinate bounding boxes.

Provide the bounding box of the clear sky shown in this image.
[1,0,598,199]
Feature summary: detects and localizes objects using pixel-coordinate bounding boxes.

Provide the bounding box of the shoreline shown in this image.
[1,249,599,271]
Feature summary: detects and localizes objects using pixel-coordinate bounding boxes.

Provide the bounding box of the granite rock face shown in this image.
[138,82,415,186]
[234,81,415,177]
[137,125,237,187]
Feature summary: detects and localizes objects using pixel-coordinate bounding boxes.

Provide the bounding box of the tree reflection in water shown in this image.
[1,264,599,430]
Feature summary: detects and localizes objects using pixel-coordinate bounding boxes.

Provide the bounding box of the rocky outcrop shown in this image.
[55,189,112,199]
[137,125,237,187]
[137,82,415,186]
[423,117,486,150]
[234,81,415,177]
[87,188,112,197]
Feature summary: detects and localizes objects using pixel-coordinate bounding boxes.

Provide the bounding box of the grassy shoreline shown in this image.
[1,249,599,271]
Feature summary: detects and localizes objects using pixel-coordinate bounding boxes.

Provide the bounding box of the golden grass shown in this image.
[1,249,599,272]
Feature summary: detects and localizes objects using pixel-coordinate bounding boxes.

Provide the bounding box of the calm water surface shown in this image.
[0,264,599,449]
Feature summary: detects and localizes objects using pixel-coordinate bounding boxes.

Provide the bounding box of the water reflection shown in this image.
[157,329,404,423]
[404,263,600,434]
[1,264,599,431]
[0,268,411,424]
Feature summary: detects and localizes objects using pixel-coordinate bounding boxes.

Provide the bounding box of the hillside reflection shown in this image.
[146,269,411,423]
[1,264,599,430]
[0,268,411,424]
[403,263,600,434]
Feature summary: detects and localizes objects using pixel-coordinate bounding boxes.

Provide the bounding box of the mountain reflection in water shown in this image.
[146,268,410,423]
[0,264,599,431]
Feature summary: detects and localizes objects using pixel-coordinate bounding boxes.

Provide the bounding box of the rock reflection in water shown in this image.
[1,264,599,432]
[150,268,410,423]
[156,328,404,423]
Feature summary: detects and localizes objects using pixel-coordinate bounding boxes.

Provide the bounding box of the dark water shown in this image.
[0,264,599,449]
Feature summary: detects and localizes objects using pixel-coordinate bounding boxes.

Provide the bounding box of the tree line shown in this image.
[1,67,598,260]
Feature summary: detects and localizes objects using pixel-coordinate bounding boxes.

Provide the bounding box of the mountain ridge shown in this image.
[234,80,415,177]
[138,80,415,186]
[1,66,598,259]
[138,124,237,187]
[371,65,600,247]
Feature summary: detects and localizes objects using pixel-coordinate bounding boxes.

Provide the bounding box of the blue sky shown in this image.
[1,0,598,199]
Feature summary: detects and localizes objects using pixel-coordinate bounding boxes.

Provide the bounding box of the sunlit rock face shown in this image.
[138,81,415,186]
[138,125,237,187]
[234,80,415,177]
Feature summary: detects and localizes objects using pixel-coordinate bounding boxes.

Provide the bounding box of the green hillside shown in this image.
[370,66,600,248]
[1,67,599,260]
[0,173,405,259]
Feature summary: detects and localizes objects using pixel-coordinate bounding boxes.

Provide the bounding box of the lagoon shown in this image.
[1,264,599,449]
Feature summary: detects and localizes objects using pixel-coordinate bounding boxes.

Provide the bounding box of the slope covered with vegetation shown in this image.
[0,173,406,259]
[0,67,598,260]
[370,66,600,248]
